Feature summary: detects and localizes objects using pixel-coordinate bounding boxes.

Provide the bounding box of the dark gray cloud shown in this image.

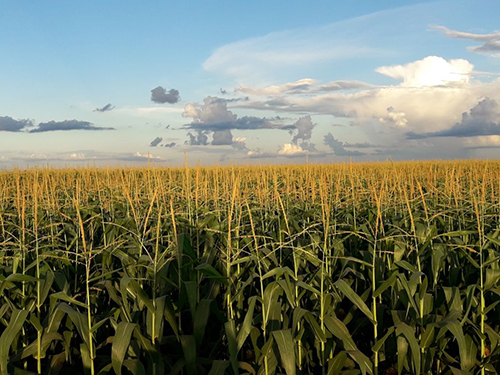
[212,130,233,145]
[30,120,115,133]
[0,116,33,132]
[149,137,162,147]
[210,130,248,150]
[287,116,317,152]
[213,97,250,103]
[185,131,209,146]
[291,115,315,143]
[298,141,317,152]
[323,133,365,156]
[94,103,115,112]
[151,86,180,104]
[433,25,500,54]
[220,88,228,95]
[407,98,500,139]
[163,142,176,148]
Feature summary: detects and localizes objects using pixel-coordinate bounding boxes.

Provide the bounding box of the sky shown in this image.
[1,0,500,167]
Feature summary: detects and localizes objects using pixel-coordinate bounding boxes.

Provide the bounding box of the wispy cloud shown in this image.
[94,103,115,112]
[202,13,388,80]
[236,79,373,96]
[432,25,500,56]
[3,150,167,165]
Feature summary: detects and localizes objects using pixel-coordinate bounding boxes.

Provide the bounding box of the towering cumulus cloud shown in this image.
[375,56,473,87]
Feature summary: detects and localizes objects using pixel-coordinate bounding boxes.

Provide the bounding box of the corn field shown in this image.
[0,160,499,374]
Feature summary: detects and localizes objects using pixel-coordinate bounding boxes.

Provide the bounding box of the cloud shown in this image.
[212,129,233,145]
[433,25,500,56]
[198,129,248,150]
[94,103,115,112]
[163,142,176,148]
[323,133,365,156]
[69,153,86,159]
[375,56,473,87]
[237,79,317,96]
[183,96,290,131]
[151,86,180,104]
[0,116,33,132]
[463,135,500,149]
[278,143,308,156]
[5,150,168,165]
[202,14,386,80]
[235,56,500,137]
[131,152,164,161]
[246,149,274,159]
[30,120,115,133]
[407,98,500,139]
[149,137,162,147]
[316,80,374,92]
[343,141,378,148]
[379,106,408,128]
[232,137,247,150]
[291,115,315,143]
[186,131,209,146]
[236,79,373,96]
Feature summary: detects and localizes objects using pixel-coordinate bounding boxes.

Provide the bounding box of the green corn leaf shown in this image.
[272,330,296,375]
[50,291,88,309]
[397,335,408,375]
[193,299,212,346]
[346,350,373,375]
[237,296,257,351]
[112,322,136,375]
[0,309,29,374]
[208,360,230,375]
[180,335,197,375]
[335,280,374,322]
[225,320,239,375]
[396,323,421,375]
[327,351,347,375]
[123,359,146,375]
[372,327,395,353]
[373,272,398,298]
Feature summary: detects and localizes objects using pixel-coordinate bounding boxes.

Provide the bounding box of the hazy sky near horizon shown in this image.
[1,0,500,167]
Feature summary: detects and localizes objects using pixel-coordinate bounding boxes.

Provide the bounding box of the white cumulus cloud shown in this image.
[278,143,308,155]
[379,106,408,128]
[375,56,473,87]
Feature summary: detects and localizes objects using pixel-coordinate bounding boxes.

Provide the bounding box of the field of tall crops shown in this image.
[0,160,499,375]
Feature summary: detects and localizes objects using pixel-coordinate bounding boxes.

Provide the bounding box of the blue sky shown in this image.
[1,0,500,166]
